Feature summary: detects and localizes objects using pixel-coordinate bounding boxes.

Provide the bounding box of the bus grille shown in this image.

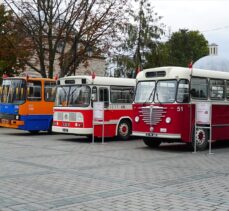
[55,112,76,122]
[140,106,166,125]
[57,112,63,121]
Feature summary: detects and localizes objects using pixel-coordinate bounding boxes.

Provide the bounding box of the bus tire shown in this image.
[29,130,40,135]
[47,121,53,134]
[117,120,131,140]
[143,138,161,148]
[192,128,209,151]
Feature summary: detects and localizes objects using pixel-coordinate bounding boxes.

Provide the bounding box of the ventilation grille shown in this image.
[140,106,166,125]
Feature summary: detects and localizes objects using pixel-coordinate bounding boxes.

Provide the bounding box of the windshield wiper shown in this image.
[155,91,162,105]
[143,87,155,104]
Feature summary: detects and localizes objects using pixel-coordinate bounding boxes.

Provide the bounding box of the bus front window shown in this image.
[155,80,177,103]
[0,79,26,104]
[135,81,155,103]
[55,85,91,107]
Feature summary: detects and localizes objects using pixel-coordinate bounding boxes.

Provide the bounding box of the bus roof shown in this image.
[58,75,136,86]
[137,66,229,81]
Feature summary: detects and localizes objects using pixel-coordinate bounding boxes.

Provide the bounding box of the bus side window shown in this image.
[226,80,229,100]
[45,81,56,102]
[190,77,208,99]
[177,79,189,103]
[110,86,134,103]
[99,87,109,108]
[27,81,41,101]
[210,79,225,100]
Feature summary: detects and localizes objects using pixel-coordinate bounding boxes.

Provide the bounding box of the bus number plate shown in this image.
[146,132,157,137]
[1,119,9,124]
[62,128,68,132]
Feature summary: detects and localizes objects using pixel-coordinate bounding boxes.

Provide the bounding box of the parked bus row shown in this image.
[1,66,229,151]
[0,75,135,140]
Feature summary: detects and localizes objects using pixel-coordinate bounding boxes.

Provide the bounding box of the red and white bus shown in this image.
[52,75,135,139]
[133,66,229,150]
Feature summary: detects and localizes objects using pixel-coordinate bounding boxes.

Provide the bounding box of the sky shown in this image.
[151,0,229,58]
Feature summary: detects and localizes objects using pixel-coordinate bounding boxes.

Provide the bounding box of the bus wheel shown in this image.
[29,130,40,135]
[47,122,53,134]
[143,138,161,148]
[117,120,131,140]
[192,128,209,151]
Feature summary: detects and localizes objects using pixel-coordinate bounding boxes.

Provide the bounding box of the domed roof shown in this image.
[193,55,229,72]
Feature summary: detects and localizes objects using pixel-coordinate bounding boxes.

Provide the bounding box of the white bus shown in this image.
[52,75,136,139]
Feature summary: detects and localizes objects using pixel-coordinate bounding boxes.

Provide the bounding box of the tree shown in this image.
[4,0,130,78]
[0,4,30,77]
[166,29,209,67]
[144,42,169,69]
[108,0,164,78]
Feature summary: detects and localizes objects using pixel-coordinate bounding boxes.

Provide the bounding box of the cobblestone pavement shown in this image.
[1,128,229,210]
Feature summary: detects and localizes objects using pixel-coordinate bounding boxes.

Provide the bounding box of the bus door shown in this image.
[94,86,114,137]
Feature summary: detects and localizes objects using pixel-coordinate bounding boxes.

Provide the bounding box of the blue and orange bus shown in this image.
[0,76,56,134]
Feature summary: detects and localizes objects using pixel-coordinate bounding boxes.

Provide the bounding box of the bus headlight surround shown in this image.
[76,112,84,122]
[135,116,140,123]
[165,117,171,124]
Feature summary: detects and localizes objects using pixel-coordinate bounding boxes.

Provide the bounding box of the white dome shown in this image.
[193,55,229,72]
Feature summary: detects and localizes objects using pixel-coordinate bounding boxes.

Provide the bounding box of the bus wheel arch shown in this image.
[192,128,209,151]
[117,118,132,140]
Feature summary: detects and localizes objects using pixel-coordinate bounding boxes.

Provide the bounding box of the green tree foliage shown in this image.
[110,0,164,78]
[0,4,30,77]
[166,29,209,67]
[144,42,170,69]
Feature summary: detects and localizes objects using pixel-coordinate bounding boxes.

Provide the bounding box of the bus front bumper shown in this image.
[132,131,181,139]
[52,126,93,135]
[0,119,24,128]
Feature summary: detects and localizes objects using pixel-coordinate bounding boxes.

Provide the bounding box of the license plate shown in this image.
[2,119,9,124]
[63,122,70,127]
[62,128,68,132]
[146,132,157,137]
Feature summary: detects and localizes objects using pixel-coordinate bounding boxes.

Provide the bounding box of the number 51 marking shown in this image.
[177,106,183,112]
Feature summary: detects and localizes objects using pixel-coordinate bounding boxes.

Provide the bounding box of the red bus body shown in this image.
[132,66,229,150]
[52,76,135,139]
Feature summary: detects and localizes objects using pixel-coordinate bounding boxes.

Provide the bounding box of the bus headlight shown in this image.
[135,116,140,123]
[165,117,171,124]
[76,112,84,122]
[15,115,20,120]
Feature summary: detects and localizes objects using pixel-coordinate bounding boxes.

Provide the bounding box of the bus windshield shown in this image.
[155,80,177,103]
[0,79,26,104]
[135,81,156,103]
[55,85,91,107]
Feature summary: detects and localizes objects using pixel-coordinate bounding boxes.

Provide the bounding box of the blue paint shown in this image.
[0,103,52,131]
[0,104,19,115]
[18,115,53,131]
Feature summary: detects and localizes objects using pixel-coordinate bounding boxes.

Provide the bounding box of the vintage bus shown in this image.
[0,76,56,133]
[52,75,135,139]
[133,66,229,150]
